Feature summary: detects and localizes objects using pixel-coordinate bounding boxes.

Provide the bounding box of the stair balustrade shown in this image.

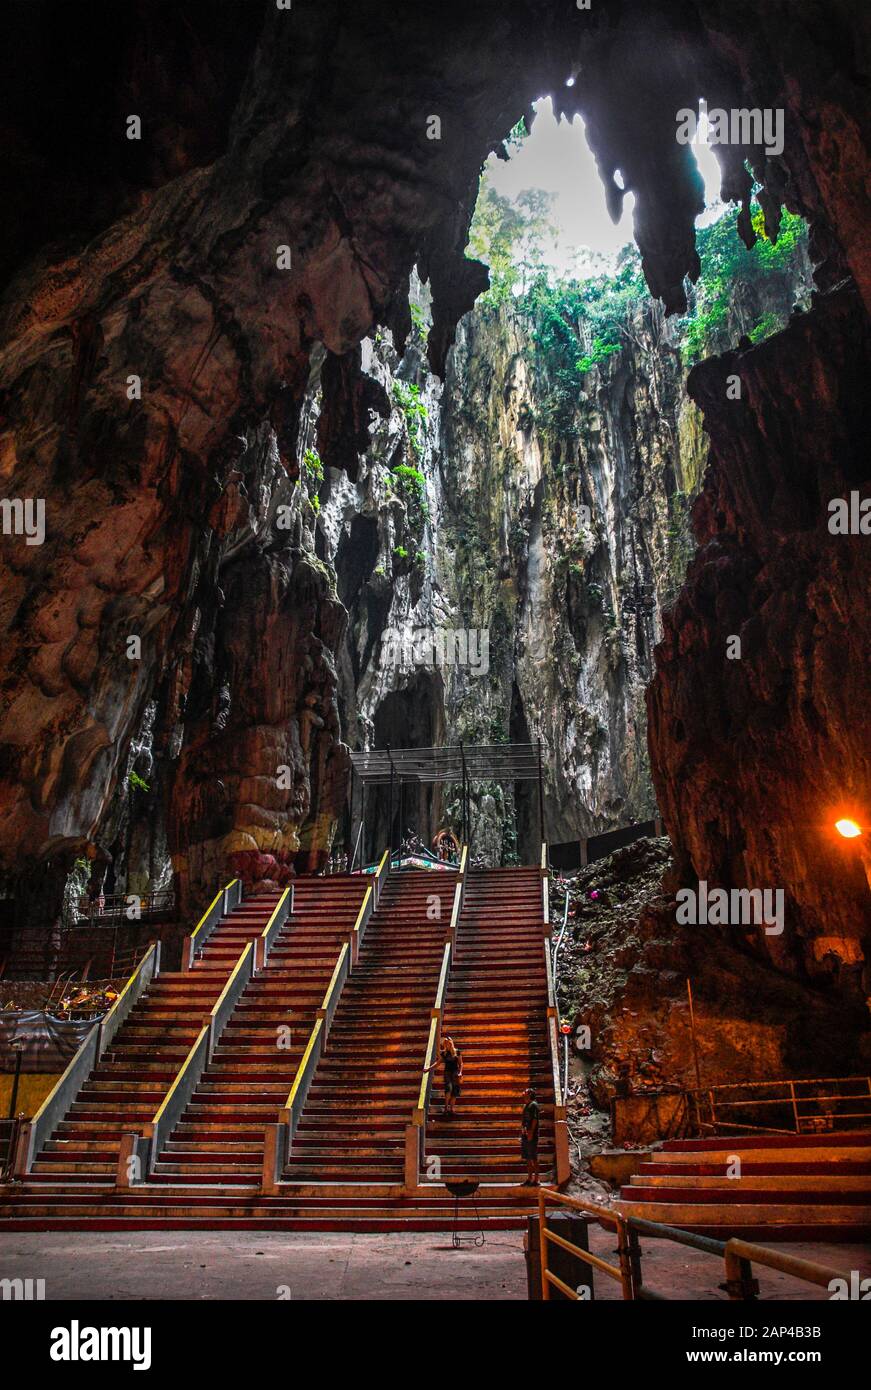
[182,879,242,972]
[406,940,452,1192]
[541,846,570,1185]
[262,854,390,1193]
[256,886,293,970]
[404,849,466,1191]
[535,1186,854,1301]
[13,941,161,1176]
[349,885,373,965]
[117,940,256,1185]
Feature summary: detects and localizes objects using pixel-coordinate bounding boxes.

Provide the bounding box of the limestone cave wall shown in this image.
[0,0,868,969]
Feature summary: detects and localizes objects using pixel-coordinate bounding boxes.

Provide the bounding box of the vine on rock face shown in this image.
[392,381,428,462]
[390,382,430,570]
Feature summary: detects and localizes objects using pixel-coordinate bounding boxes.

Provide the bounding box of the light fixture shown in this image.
[835,818,862,839]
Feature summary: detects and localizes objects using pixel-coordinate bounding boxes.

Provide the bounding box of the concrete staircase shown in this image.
[0,864,555,1230]
[615,1132,871,1239]
[284,870,449,1185]
[21,893,284,1185]
[149,876,367,1187]
[425,866,555,1184]
[0,1187,532,1231]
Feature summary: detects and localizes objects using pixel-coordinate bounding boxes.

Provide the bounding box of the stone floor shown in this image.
[1,1229,868,1300]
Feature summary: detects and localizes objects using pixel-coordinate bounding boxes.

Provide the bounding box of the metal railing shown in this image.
[405,846,467,1191]
[118,940,256,1184]
[540,844,570,1184]
[182,878,241,971]
[74,890,175,925]
[349,821,364,874]
[350,884,373,965]
[686,1076,871,1136]
[257,885,293,969]
[407,940,452,1191]
[262,867,380,1192]
[536,1187,852,1301]
[551,883,570,1002]
[373,847,390,905]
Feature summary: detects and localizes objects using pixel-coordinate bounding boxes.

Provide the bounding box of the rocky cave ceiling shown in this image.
[0,1,869,990]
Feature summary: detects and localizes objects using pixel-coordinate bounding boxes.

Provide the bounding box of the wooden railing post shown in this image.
[538,1188,549,1300]
[723,1245,759,1300]
[534,1189,849,1303]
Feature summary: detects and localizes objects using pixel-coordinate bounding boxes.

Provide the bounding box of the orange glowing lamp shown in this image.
[835,818,862,839]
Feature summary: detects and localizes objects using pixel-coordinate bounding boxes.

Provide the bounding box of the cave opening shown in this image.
[338,93,812,870]
[0,7,870,1285]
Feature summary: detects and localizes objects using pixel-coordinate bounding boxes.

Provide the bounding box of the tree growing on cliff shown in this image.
[467,178,556,303]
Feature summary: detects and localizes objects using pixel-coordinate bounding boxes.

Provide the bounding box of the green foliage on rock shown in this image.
[679,206,807,365]
[392,463,426,499]
[302,447,324,480]
[466,177,808,430]
[392,381,428,462]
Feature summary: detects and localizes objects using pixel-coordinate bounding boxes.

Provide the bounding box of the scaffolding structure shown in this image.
[349,742,545,867]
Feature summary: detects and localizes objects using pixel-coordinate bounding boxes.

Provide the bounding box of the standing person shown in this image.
[520,1086,540,1185]
[425,1034,463,1117]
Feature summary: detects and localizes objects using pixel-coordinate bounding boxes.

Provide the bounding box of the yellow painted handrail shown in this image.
[29,942,159,1129]
[284,1017,323,1115]
[540,842,548,871]
[374,848,389,881]
[149,941,253,1132]
[416,1015,439,1115]
[448,881,463,935]
[458,844,468,876]
[434,941,451,1013]
[259,885,291,941]
[352,884,372,935]
[320,942,349,1014]
[209,942,253,1025]
[150,1024,209,1130]
[190,879,238,944]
